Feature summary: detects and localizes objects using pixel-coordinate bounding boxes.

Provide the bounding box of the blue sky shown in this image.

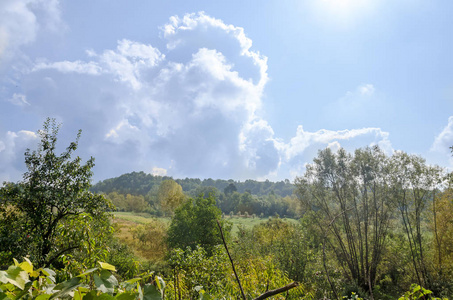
[1,0,452,183]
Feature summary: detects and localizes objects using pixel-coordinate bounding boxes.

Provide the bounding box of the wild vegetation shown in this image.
[1,119,453,299]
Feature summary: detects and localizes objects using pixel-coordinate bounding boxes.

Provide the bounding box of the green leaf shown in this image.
[13,281,33,299]
[40,268,56,284]
[143,284,162,300]
[5,266,29,290]
[120,278,140,292]
[94,270,118,295]
[81,290,97,300]
[154,276,165,292]
[114,292,136,300]
[98,262,116,272]
[137,284,142,300]
[92,294,115,300]
[0,292,8,300]
[0,271,7,284]
[18,258,33,274]
[41,268,56,277]
[50,277,82,299]
[79,268,99,277]
[35,294,51,300]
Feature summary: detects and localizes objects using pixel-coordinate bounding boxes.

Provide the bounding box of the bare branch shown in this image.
[253,282,299,300]
[216,219,246,300]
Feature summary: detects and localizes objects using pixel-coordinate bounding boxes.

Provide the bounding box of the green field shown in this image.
[113,212,299,235]
[113,212,171,225]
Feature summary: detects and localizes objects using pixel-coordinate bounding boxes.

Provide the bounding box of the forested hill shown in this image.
[91,171,294,197]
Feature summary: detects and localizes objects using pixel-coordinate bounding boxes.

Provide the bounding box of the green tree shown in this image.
[167,194,230,255]
[0,118,111,267]
[224,183,237,195]
[295,146,395,294]
[390,151,444,289]
[157,179,185,216]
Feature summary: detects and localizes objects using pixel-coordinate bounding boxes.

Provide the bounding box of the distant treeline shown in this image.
[90,171,299,218]
[91,171,294,197]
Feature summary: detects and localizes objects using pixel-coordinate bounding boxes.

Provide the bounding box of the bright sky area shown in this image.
[0,0,452,183]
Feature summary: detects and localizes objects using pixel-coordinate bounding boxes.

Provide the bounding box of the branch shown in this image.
[253,282,299,300]
[216,219,246,300]
[43,245,79,268]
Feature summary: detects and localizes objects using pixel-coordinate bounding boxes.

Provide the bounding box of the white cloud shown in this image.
[431,116,453,153]
[8,93,30,106]
[284,126,391,160]
[358,83,375,96]
[0,130,38,183]
[2,12,398,182]
[338,83,376,108]
[33,60,102,75]
[282,125,393,177]
[151,167,167,176]
[0,0,62,64]
[162,12,268,89]
[98,39,165,90]
[32,39,165,90]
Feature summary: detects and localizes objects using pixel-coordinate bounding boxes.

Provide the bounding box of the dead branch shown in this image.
[216,219,246,300]
[253,281,299,300]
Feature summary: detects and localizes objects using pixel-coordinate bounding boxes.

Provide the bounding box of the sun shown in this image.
[309,0,376,28]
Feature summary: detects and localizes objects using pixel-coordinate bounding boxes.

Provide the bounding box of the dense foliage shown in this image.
[0,119,112,268]
[167,194,230,256]
[295,146,453,299]
[92,173,294,197]
[2,118,453,299]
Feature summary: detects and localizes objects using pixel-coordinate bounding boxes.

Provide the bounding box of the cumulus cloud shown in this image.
[282,126,393,178]
[0,130,38,183]
[285,126,390,159]
[431,116,453,153]
[1,12,396,182]
[0,0,62,64]
[151,167,167,176]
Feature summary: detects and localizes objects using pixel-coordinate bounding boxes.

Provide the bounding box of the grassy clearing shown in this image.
[113,212,299,236]
[112,212,300,262]
[113,212,171,225]
[226,216,299,235]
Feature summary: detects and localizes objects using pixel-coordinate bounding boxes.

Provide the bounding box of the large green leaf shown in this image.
[98,262,116,272]
[154,276,165,292]
[12,281,33,299]
[35,294,51,300]
[142,284,162,300]
[114,292,136,300]
[41,268,56,284]
[79,268,99,277]
[49,276,82,299]
[0,271,7,284]
[5,266,28,290]
[18,258,33,274]
[94,270,118,294]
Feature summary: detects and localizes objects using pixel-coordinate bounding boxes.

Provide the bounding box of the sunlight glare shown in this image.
[312,0,375,27]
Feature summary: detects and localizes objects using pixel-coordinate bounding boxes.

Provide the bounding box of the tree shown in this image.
[0,118,111,267]
[390,151,444,289]
[167,194,230,255]
[295,146,394,294]
[157,179,185,216]
[224,183,237,196]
